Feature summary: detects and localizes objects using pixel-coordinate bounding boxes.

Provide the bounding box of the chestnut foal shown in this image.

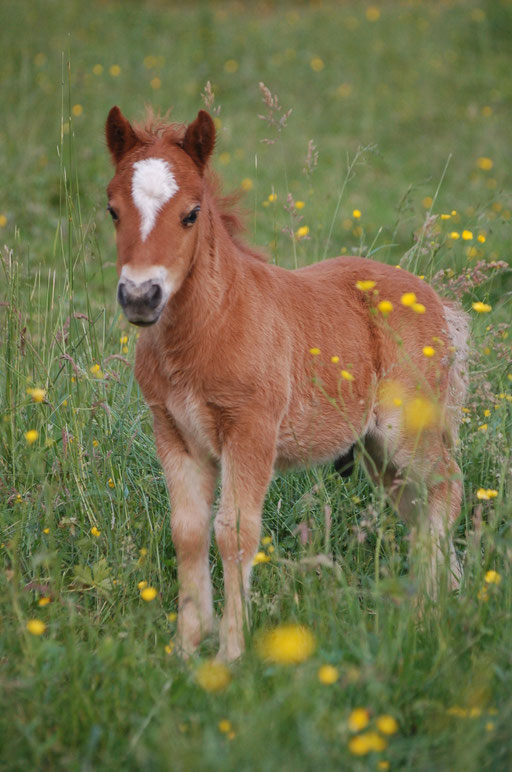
[105,107,468,661]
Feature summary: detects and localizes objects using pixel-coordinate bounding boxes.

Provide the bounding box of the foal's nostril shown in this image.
[117,282,128,307]
[148,283,162,309]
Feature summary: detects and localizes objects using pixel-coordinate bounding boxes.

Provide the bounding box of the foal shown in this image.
[105,107,469,661]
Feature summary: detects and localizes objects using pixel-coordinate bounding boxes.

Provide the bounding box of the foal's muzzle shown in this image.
[117,277,165,326]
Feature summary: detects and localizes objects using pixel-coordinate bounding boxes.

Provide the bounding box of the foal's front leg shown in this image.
[152,408,218,656]
[214,420,278,662]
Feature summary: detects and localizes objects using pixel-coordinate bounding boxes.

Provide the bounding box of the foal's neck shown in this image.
[157,195,242,346]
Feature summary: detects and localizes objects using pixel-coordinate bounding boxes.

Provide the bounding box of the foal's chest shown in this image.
[165,386,219,458]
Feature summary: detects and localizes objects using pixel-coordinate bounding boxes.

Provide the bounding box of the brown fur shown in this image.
[106,107,469,661]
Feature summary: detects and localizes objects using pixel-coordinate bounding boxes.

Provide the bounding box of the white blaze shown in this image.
[131,158,179,241]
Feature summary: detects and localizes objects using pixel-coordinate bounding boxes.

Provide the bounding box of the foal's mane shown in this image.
[133,108,267,263]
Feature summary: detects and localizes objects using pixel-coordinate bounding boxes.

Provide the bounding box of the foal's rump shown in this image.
[274,255,468,470]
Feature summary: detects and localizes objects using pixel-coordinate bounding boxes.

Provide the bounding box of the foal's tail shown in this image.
[442,301,470,446]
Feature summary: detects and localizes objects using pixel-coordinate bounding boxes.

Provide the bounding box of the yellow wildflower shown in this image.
[27,619,46,636]
[141,586,158,601]
[195,660,231,691]
[168,612,177,622]
[422,196,433,208]
[331,355,340,363]
[422,346,435,358]
[295,200,305,209]
[376,715,399,735]
[27,387,46,402]
[241,178,253,191]
[72,104,83,117]
[348,708,370,732]
[340,370,354,381]
[440,213,451,220]
[90,526,101,537]
[150,77,161,90]
[268,193,277,203]
[261,535,272,545]
[352,209,362,219]
[38,597,51,607]
[317,664,339,684]
[462,230,473,240]
[403,397,439,434]
[253,551,270,565]
[400,292,416,307]
[472,302,492,313]
[377,300,393,316]
[309,347,321,356]
[366,6,380,22]
[164,641,174,655]
[92,64,103,75]
[296,225,310,239]
[218,719,232,733]
[348,731,387,755]
[450,231,460,240]
[478,424,488,432]
[477,157,493,171]
[310,57,324,72]
[224,59,238,73]
[412,302,426,314]
[138,580,148,590]
[108,478,115,488]
[485,570,502,585]
[477,234,486,243]
[257,624,315,665]
[355,280,376,291]
[25,430,38,445]
[109,65,121,77]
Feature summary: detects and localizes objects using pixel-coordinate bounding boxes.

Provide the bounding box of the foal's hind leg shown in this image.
[364,428,462,594]
[153,408,218,656]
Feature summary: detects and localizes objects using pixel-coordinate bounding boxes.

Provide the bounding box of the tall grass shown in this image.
[1,1,511,769]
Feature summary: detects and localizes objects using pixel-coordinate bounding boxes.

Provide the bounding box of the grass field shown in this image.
[1,0,512,769]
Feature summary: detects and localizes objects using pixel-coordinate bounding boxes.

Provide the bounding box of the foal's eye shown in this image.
[107,203,119,222]
[181,206,200,227]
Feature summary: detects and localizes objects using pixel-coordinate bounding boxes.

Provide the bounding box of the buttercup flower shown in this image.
[317,664,339,684]
[195,660,231,691]
[257,624,315,664]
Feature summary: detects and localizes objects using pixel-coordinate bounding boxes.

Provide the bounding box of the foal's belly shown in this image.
[275,397,371,470]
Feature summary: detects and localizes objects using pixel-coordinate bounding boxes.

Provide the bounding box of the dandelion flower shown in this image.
[440,213,451,220]
[376,715,399,735]
[472,302,492,313]
[261,535,272,545]
[318,664,339,684]
[310,57,324,72]
[90,526,101,537]
[27,387,46,403]
[108,478,115,489]
[195,660,231,691]
[340,370,354,381]
[400,292,417,307]
[138,580,148,590]
[422,346,435,358]
[296,225,310,239]
[403,397,439,434]
[477,234,486,243]
[412,302,426,314]
[141,586,158,601]
[257,624,315,665]
[352,209,362,219]
[348,707,370,731]
[253,551,270,565]
[355,280,376,291]
[477,157,493,171]
[450,231,460,240]
[476,488,498,500]
[331,355,340,363]
[27,619,46,636]
[25,430,38,445]
[462,230,473,240]
[295,200,305,209]
[309,347,321,356]
[478,423,488,432]
[38,597,51,607]
[485,570,501,584]
[377,300,393,316]
[268,193,277,203]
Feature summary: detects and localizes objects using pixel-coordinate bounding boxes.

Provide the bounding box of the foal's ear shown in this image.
[105,106,139,164]
[181,110,215,173]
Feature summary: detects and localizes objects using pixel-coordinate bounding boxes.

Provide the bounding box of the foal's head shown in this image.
[105,107,215,325]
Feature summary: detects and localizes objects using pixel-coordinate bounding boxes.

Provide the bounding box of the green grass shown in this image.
[1,1,512,769]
